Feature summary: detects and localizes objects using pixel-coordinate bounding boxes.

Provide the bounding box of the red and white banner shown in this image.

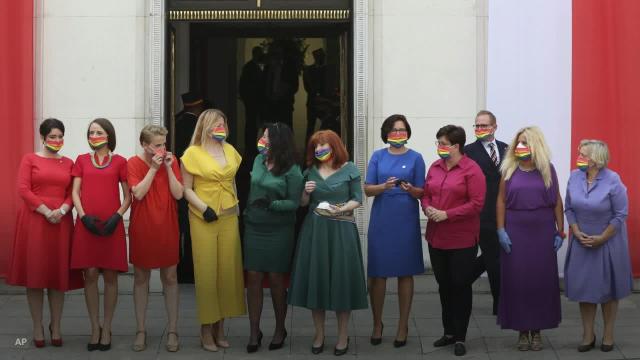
[488,0,640,277]
[0,1,34,278]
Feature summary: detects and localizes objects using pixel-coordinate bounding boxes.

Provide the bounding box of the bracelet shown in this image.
[59,207,66,216]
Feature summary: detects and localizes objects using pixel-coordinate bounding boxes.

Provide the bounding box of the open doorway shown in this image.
[167,20,352,283]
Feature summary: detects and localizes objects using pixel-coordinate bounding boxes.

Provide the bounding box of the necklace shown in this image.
[518,165,535,172]
[91,152,113,169]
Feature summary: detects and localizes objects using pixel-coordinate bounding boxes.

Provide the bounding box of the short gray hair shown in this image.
[579,139,609,169]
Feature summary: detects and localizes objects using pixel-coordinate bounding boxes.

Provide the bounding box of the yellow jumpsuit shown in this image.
[181,144,246,324]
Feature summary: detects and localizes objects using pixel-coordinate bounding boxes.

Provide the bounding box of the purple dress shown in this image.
[497,166,561,331]
[564,168,632,303]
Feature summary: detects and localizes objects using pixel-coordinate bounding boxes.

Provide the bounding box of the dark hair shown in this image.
[476,110,496,124]
[380,114,412,143]
[436,125,466,154]
[39,118,65,137]
[306,130,349,169]
[263,122,297,176]
[87,118,117,151]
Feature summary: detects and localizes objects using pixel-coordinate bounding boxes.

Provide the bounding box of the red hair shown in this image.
[306,130,349,169]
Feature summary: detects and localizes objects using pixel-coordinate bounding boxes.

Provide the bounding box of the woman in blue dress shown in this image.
[564,139,632,353]
[364,114,426,347]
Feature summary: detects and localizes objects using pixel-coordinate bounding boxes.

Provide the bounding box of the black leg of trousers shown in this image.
[477,229,501,315]
[448,245,477,342]
[429,245,477,342]
[429,246,455,337]
[177,199,194,283]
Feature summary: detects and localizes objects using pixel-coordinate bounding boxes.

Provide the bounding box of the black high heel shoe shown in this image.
[311,337,325,354]
[87,328,101,352]
[246,331,263,353]
[577,336,596,352]
[370,322,383,345]
[268,329,287,350]
[393,326,408,348]
[334,337,350,356]
[99,330,112,351]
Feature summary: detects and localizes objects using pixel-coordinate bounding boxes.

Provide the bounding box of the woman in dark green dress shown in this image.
[243,122,303,353]
[288,130,368,356]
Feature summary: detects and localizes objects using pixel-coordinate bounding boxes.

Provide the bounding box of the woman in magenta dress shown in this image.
[71,118,131,352]
[496,126,564,351]
[7,119,83,348]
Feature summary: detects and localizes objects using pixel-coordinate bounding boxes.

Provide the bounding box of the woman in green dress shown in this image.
[288,130,368,356]
[243,122,303,353]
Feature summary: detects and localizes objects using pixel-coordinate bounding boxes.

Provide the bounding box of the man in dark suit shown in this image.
[303,48,327,143]
[174,91,204,284]
[464,110,508,315]
[239,46,267,159]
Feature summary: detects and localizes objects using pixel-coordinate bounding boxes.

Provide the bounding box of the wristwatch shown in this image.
[59,208,67,216]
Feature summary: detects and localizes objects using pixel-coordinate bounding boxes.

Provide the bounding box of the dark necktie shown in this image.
[489,142,498,166]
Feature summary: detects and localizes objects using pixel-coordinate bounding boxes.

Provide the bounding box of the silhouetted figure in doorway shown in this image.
[175,91,205,284]
[239,46,267,159]
[303,48,327,143]
[265,45,299,129]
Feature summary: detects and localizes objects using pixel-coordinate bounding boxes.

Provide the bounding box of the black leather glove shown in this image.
[203,206,218,222]
[102,213,122,236]
[251,197,271,209]
[81,215,102,236]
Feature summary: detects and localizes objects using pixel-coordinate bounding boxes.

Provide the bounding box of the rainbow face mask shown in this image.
[576,155,589,171]
[514,143,532,161]
[45,139,63,153]
[88,136,108,150]
[315,147,332,162]
[387,131,408,148]
[154,148,167,158]
[211,126,227,141]
[474,128,493,140]
[437,144,451,159]
[257,138,269,155]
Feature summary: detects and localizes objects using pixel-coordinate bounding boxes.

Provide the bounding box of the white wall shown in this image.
[486,0,572,272]
[366,0,488,267]
[35,0,147,161]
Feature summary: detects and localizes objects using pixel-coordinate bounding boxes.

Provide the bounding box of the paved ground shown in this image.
[1,274,640,359]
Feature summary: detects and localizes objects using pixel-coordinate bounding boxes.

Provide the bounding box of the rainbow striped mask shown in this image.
[437,144,451,159]
[514,143,532,161]
[257,138,269,155]
[211,126,227,141]
[88,136,108,150]
[576,155,589,171]
[45,139,63,153]
[474,129,492,140]
[315,147,332,162]
[387,131,408,148]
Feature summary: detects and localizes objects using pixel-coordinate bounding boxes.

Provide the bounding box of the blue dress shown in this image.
[365,148,426,277]
[564,168,632,303]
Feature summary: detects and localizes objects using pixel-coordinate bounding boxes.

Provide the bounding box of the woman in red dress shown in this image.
[128,125,183,352]
[7,118,84,348]
[70,118,131,352]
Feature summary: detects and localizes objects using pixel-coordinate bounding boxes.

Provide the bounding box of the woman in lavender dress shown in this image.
[495,126,565,351]
[564,139,632,353]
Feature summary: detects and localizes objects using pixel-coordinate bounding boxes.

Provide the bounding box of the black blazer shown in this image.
[464,139,508,230]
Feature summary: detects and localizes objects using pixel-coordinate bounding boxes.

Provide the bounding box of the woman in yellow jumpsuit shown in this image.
[181,109,246,352]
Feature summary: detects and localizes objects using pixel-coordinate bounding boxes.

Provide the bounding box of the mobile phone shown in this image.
[394,179,407,186]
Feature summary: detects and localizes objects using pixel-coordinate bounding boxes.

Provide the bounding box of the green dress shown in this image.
[243,154,304,273]
[288,162,368,311]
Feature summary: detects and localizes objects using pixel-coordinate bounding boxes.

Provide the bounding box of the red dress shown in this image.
[70,153,128,271]
[127,155,182,269]
[7,153,83,291]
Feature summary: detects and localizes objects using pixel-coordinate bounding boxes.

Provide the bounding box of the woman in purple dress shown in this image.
[495,126,565,351]
[564,140,632,353]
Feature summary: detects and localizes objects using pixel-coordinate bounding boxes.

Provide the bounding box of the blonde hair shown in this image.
[579,139,609,169]
[501,126,553,188]
[139,125,168,145]
[190,109,228,146]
